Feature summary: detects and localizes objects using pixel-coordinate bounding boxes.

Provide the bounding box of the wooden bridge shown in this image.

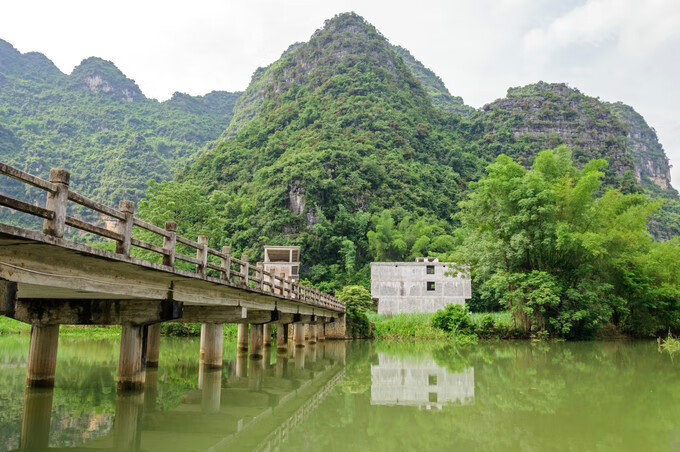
[0,163,346,390]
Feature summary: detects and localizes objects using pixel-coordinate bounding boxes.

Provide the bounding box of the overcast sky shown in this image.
[2,0,679,189]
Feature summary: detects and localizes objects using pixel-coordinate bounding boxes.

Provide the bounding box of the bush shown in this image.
[336,285,374,338]
[432,304,473,335]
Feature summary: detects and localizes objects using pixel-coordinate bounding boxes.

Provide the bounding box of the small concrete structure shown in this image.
[262,246,300,281]
[371,258,471,315]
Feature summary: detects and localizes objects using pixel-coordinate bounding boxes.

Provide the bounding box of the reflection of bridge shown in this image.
[370,353,474,410]
[0,163,346,391]
[16,341,346,451]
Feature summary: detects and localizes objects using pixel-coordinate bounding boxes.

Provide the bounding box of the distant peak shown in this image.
[70,57,144,102]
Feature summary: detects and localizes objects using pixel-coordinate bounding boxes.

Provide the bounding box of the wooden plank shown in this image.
[67,190,125,220]
[0,195,54,220]
[65,216,123,241]
[0,162,56,192]
[133,218,171,238]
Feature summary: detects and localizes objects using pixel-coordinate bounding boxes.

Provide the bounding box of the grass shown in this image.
[367,311,517,341]
[0,317,121,337]
[660,333,679,353]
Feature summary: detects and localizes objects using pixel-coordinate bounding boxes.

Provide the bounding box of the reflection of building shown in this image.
[262,246,300,281]
[371,353,474,410]
[371,258,471,315]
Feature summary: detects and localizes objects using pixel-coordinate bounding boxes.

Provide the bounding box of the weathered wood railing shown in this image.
[0,163,344,312]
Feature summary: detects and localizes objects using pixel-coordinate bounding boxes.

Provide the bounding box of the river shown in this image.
[0,336,678,451]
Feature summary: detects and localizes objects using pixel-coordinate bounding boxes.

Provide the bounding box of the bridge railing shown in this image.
[0,163,344,312]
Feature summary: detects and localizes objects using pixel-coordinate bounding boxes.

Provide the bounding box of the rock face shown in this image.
[608,102,672,190]
[474,82,673,191]
[70,57,144,102]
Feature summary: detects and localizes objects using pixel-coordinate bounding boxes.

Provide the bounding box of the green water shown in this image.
[0,336,678,452]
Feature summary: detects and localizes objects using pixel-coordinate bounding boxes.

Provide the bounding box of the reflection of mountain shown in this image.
[370,354,474,410]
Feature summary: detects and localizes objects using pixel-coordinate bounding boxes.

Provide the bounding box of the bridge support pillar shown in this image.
[201,367,222,414]
[237,324,248,352]
[308,324,317,344]
[146,323,161,368]
[117,323,147,391]
[318,323,326,341]
[235,351,248,378]
[324,313,347,339]
[277,324,289,351]
[263,324,273,347]
[200,323,224,369]
[249,324,264,359]
[26,324,60,388]
[294,323,305,348]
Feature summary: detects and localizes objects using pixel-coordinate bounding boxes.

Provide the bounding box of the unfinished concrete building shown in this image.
[371,257,471,315]
[262,246,300,281]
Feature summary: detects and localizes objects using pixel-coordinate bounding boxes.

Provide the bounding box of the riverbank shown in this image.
[367,311,519,341]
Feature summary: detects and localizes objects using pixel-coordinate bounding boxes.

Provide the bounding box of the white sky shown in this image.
[1,0,679,189]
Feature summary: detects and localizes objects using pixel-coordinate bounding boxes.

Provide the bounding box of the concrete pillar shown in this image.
[263,346,273,370]
[294,323,305,348]
[237,324,249,352]
[200,323,224,369]
[277,324,289,351]
[235,351,248,378]
[146,323,161,368]
[250,324,264,359]
[318,323,325,341]
[201,368,222,414]
[308,324,317,344]
[117,323,146,391]
[20,387,54,450]
[113,391,144,450]
[263,324,273,347]
[26,324,60,388]
[294,344,305,370]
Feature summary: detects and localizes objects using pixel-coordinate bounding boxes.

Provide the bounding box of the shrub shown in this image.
[336,285,374,338]
[432,304,473,335]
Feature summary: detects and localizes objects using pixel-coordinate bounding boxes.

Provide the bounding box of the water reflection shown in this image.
[11,340,346,451]
[371,353,474,410]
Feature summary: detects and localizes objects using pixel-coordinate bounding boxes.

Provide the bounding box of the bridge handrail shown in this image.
[0,164,345,312]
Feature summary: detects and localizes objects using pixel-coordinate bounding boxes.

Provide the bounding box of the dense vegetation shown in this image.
[0,39,240,213]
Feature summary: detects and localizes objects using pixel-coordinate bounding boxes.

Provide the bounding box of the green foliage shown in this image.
[368,312,449,341]
[454,148,678,338]
[432,305,473,334]
[336,285,373,338]
[0,39,240,216]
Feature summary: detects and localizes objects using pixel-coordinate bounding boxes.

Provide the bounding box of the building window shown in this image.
[426,265,435,274]
[428,392,438,403]
[427,281,436,291]
[428,375,438,386]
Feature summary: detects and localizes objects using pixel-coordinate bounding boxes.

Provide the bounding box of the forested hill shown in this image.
[0,38,241,208]
[151,12,677,291]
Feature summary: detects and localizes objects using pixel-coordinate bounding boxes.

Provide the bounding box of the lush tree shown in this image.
[454,147,676,338]
[336,285,374,338]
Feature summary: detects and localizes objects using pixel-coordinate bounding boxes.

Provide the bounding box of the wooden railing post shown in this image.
[221,246,231,281]
[42,169,70,238]
[162,221,177,267]
[196,236,208,276]
[115,200,134,256]
[240,255,249,287]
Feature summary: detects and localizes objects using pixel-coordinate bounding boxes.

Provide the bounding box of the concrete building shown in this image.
[371,258,471,315]
[371,353,474,410]
[262,246,300,281]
